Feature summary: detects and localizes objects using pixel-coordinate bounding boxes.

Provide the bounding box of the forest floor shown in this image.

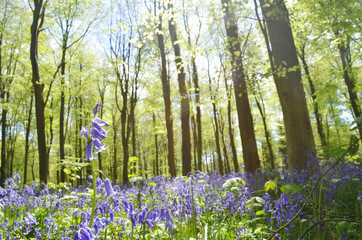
[0,158,361,239]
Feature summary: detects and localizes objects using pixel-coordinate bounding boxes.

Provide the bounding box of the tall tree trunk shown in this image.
[191,56,202,171]
[0,96,8,185]
[219,116,231,172]
[59,38,67,183]
[30,0,48,183]
[191,115,197,171]
[254,96,275,169]
[221,61,239,172]
[155,1,176,177]
[221,0,261,173]
[168,3,192,176]
[121,95,129,184]
[153,113,159,176]
[112,110,118,182]
[297,46,327,147]
[207,59,224,175]
[259,0,315,171]
[130,97,137,174]
[337,40,362,142]
[24,96,34,185]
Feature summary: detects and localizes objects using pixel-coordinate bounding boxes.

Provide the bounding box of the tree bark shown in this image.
[24,96,34,185]
[153,113,159,176]
[337,40,362,142]
[221,60,239,172]
[59,37,67,183]
[168,3,192,176]
[207,57,224,175]
[297,46,327,147]
[221,0,261,173]
[30,0,49,183]
[154,1,176,177]
[259,0,315,170]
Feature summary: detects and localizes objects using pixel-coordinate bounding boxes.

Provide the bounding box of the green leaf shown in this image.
[264,180,277,192]
[256,210,265,216]
[281,183,301,194]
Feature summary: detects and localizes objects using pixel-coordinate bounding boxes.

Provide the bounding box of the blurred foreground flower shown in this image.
[79,102,109,161]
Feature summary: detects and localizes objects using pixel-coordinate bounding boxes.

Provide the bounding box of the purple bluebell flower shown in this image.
[85,144,95,161]
[92,102,100,116]
[91,117,109,128]
[90,127,107,141]
[104,178,113,196]
[79,127,89,141]
[24,213,38,226]
[12,173,21,184]
[96,177,102,186]
[73,227,95,240]
[92,138,106,153]
[80,102,109,161]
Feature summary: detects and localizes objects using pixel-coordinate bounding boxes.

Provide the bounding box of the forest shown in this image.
[0,0,361,239]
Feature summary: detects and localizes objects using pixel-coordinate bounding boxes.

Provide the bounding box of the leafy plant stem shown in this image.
[267,137,360,240]
[299,219,362,239]
[89,160,97,228]
[318,177,323,239]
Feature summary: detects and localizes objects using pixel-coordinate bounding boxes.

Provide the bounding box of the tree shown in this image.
[47,0,98,182]
[168,2,192,176]
[153,1,176,177]
[30,0,49,183]
[107,1,143,183]
[258,0,315,170]
[182,0,203,172]
[221,0,261,173]
[206,53,223,175]
[219,53,239,172]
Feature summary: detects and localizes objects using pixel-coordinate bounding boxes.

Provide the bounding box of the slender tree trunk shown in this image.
[112,111,118,182]
[254,96,275,169]
[337,41,362,142]
[168,3,192,176]
[130,97,137,174]
[59,39,67,183]
[222,64,239,172]
[298,47,327,147]
[24,96,34,185]
[207,61,224,175]
[191,115,197,171]
[222,0,260,173]
[219,116,231,172]
[155,2,176,177]
[30,0,48,183]
[259,0,315,170]
[0,97,8,185]
[153,113,159,176]
[121,96,129,184]
[192,57,202,171]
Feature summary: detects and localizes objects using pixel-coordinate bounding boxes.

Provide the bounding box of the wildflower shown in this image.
[90,127,107,141]
[24,213,38,226]
[96,177,102,187]
[12,173,21,184]
[80,102,109,161]
[104,178,113,196]
[85,144,95,161]
[92,138,106,153]
[79,127,89,141]
[92,102,100,116]
[91,117,109,128]
[73,227,95,240]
